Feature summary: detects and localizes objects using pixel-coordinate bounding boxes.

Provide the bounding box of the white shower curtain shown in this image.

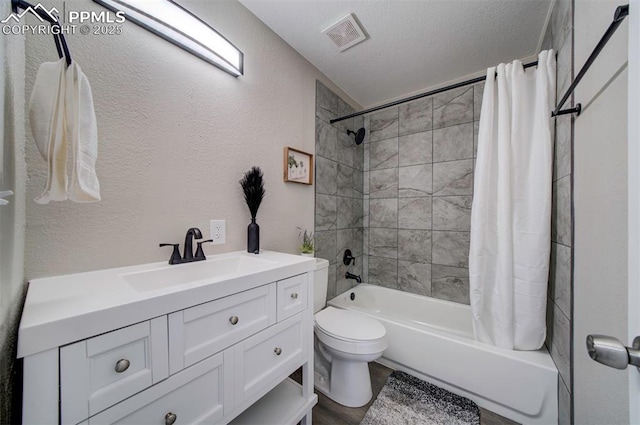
[469,50,556,351]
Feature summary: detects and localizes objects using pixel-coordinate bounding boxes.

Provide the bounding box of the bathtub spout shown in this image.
[345,272,362,283]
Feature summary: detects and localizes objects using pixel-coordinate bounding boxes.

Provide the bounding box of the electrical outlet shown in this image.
[210,220,226,245]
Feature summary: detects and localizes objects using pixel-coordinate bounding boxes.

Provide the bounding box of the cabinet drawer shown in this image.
[88,352,227,425]
[276,274,308,322]
[234,313,304,405]
[61,317,169,425]
[169,284,276,374]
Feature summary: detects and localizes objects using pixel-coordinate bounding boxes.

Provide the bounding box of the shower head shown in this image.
[347,128,366,145]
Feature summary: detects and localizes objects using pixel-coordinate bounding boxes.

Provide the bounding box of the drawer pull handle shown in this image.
[291,293,299,300]
[165,412,177,425]
[114,359,130,373]
[274,347,282,356]
[229,316,239,325]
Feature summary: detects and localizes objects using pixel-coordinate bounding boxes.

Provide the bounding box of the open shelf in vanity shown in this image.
[231,379,316,425]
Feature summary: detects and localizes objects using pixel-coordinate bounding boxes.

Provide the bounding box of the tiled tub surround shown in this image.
[363,83,482,305]
[315,81,364,300]
[314,5,572,423]
[316,41,572,423]
[540,0,573,424]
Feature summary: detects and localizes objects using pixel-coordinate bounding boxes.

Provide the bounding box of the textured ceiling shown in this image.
[239,0,552,107]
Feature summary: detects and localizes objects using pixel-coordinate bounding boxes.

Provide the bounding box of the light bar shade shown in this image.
[93,0,243,76]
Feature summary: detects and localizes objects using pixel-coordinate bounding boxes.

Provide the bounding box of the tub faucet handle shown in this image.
[343,249,356,266]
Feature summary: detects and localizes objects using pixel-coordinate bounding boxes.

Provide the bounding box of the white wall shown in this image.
[24,0,358,279]
[629,0,640,421]
[0,0,26,315]
[573,0,629,423]
[0,0,27,421]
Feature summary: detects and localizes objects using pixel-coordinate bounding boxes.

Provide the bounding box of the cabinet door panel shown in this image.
[169,284,276,374]
[61,317,169,424]
[88,352,225,425]
[234,313,304,406]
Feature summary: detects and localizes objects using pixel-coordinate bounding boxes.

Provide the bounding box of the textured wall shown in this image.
[0,0,27,421]
[540,1,573,423]
[314,81,364,300]
[23,0,357,279]
[360,82,483,305]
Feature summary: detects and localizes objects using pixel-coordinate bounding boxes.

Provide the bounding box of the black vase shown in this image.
[248,218,260,254]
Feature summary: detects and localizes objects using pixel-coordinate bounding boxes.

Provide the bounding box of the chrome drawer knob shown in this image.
[114,359,130,373]
[229,316,239,325]
[165,412,177,425]
[274,347,282,356]
[290,293,298,300]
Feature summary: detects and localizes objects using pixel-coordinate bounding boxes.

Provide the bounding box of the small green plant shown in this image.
[298,228,314,254]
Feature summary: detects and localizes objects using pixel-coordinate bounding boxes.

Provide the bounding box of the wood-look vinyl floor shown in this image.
[305,362,520,425]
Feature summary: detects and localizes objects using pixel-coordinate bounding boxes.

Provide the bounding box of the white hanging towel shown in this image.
[469,50,556,351]
[29,58,68,203]
[66,62,100,202]
[29,59,100,203]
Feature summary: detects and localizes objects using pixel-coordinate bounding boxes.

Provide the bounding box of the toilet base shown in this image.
[314,357,373,408]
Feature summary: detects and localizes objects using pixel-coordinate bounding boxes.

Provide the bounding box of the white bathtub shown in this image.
[328,284,558,425]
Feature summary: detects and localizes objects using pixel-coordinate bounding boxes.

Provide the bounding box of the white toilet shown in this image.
[312,258,387,407]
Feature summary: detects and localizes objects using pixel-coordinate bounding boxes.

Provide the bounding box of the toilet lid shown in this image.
[315,307,386,341]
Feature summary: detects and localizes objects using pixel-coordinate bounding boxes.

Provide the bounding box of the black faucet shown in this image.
[345,272,362,284]
[183,227,203,260]
[160,227,212,264]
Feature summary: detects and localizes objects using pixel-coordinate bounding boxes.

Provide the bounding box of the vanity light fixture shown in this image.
[93,0,243,76]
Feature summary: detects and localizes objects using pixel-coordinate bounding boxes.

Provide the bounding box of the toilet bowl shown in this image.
[312,258,388,407]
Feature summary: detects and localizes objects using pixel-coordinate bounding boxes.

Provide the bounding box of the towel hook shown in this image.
[11,0,72,66]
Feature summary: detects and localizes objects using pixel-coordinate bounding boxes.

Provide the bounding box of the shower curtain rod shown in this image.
[330,3,629,124]
[552,4,628,117]
[329,61,538,124]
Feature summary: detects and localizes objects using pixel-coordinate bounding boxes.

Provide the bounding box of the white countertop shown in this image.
[18,251,315,358]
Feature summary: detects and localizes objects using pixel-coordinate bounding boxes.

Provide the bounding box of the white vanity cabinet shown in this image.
[18,251,317,425]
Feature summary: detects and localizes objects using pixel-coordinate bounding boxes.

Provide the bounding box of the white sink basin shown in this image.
[122,254,278,292]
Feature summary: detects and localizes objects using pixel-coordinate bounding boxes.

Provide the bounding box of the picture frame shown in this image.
[283,147,314,185]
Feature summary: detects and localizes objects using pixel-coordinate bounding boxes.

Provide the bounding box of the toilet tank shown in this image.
[313,258,330,313]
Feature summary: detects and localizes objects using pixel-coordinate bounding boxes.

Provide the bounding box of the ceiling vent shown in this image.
[322,14,367,52]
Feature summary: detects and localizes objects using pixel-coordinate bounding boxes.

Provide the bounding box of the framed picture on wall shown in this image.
[283,147,314,185]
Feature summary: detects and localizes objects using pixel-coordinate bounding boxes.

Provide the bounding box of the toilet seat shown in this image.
[315,307,387,355]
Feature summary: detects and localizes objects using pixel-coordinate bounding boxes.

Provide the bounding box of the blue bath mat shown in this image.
[360,371,480,425]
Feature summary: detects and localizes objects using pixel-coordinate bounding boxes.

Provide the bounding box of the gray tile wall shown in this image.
[315,81,364,300]
[542,1,574,424]
[362,83,482,304]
